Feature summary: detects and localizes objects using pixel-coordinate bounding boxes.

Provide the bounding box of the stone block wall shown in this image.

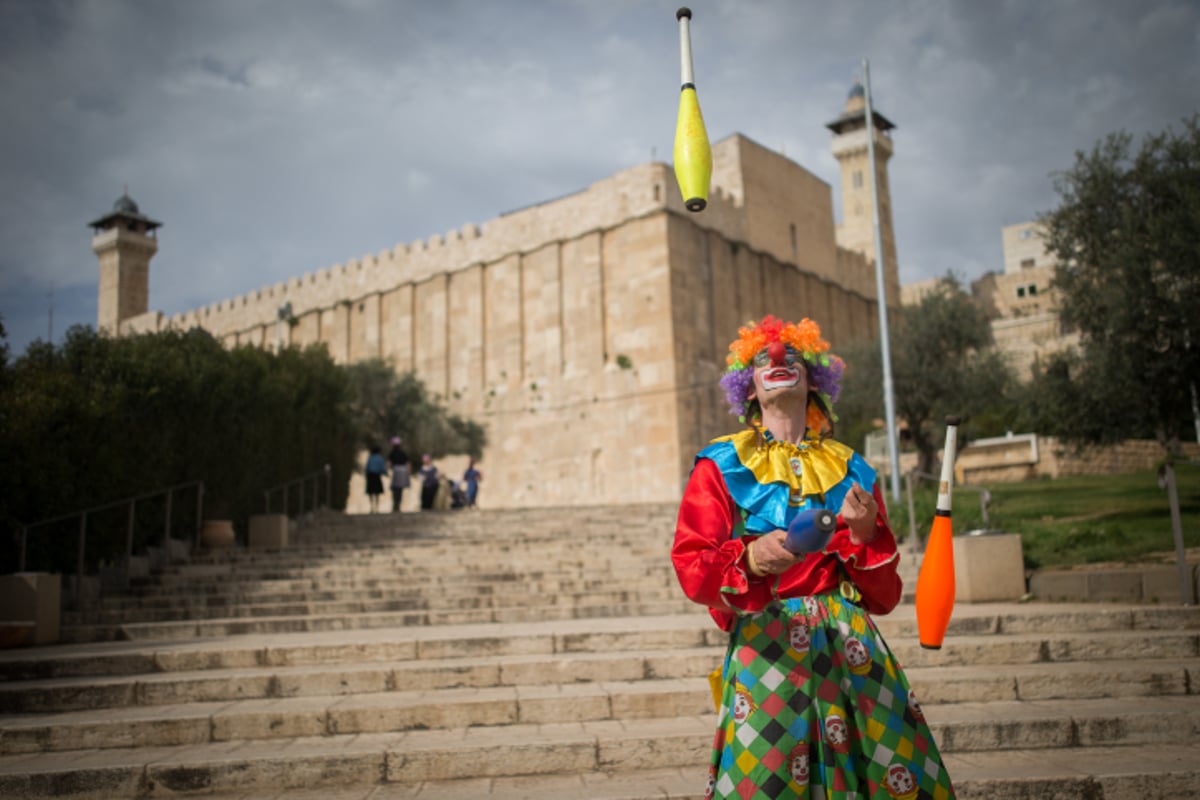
[956,434,1200,485]
[1039,439,1200,479]
[123,136,888,510]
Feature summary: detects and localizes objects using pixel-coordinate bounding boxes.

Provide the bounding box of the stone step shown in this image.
[60,598,705,643]
[1,717,1197,798]
[3,668,1198,756]
[129,552,920,586]
[143,561,672,587]
[4,614,721,681]
[113,568,679,600]
[3,626,1196,713]
[93,598,1200,643]
[113,579,670,605]
[65,585,686,625]
[88,568,680,598]
[15,604,1199,680]
[169,745,1200,800]
[0,647,714,714]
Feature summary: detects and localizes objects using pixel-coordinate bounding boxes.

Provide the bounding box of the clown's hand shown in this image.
[840,482,880,545]
[746,531,801,576]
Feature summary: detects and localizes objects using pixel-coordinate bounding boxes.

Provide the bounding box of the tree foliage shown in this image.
[0,326,357,574]
[1037,117,1200,456]
[344,358,487,460]
[838,276,1016,475]
[0,327,491,579]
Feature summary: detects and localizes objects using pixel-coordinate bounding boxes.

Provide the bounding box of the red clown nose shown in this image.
[767,341,787,366]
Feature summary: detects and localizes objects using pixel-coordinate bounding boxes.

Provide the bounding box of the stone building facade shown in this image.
[92,90,899,510]
[902,221,1078,379]
[978,221,1078,377]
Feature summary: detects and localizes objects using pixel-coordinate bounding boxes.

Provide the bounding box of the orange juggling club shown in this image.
[673,7,711,212]
[915,415,960,650]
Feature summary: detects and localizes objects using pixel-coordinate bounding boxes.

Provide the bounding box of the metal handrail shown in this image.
[16,480,205,608]
[263,465,332,517]
[903,469,991,549]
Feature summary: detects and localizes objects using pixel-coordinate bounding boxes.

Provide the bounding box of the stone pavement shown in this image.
[0,504,1197,799]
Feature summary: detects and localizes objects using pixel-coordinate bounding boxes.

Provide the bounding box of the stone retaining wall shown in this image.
[958,436,1199,484]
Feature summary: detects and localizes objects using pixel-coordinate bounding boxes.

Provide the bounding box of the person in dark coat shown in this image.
[388,436,410,512]
[364,445,387,513]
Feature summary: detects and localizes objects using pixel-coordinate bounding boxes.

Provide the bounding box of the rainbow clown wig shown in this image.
[718,315,845,435]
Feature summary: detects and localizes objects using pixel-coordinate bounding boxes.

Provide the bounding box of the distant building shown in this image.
[89,192,161,334]
[90,84,901,510]
[975,221,1077,377]
[900,222,1077,379]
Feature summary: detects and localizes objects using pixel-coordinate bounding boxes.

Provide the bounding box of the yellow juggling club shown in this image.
[674,7,711,212]
[915,416,961,650]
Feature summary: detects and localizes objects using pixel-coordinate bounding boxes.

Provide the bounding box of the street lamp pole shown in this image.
[863,58,902,504]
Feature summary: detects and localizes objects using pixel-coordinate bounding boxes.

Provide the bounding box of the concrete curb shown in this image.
[1029,562,1198,604]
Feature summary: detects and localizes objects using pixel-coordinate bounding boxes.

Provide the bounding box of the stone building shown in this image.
[975,221,1077,377]
[901,221,1078,379]
[91,86,900,510]
[89,193,161,335]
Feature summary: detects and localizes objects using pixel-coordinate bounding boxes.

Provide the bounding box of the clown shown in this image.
[824,708,851,754]
[907,689,925,723]
[789,741,810,785]
[672,315,956,798]
[731,683,756,724]
[885,763,920,800]
[788,614,811,655]
[845,635,872,676]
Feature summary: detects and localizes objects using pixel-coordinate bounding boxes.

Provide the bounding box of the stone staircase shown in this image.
[0,504,1198,799]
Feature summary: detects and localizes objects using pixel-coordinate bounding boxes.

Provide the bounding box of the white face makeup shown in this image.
[757,365,802,392]
[750,343,808,398]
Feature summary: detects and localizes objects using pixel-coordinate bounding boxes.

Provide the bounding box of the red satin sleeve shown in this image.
[671,458,769,630]
[673,458,904,629]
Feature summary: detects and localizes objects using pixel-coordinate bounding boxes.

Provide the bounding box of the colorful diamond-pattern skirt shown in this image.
[706,593,956,800]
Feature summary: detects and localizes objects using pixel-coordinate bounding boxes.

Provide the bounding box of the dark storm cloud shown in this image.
[1,0,1197,356]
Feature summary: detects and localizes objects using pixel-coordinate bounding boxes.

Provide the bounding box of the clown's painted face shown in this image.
[845,636,870,668]
[789,743,810,783]
[788,616,810,653]
[886,763,917,796]
[804,596,820,619]
[907,689,925,722]
[732,687,755,723]
[825,713,849,749]
[749,342,808,400]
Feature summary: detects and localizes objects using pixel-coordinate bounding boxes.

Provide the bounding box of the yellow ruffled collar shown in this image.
[715,428,856,503]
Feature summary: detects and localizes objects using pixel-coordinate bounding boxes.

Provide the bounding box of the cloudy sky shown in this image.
[2,0,1197,357]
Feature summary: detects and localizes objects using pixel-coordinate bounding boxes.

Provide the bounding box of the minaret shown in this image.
[827,82,899,308]
[89,191,161,334]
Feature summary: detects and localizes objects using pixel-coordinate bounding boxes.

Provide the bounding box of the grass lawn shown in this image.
[895,462,1200,569]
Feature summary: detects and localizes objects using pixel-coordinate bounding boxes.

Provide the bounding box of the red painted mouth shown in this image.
[761,367,800,390]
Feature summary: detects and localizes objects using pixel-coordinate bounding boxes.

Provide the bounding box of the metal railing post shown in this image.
[124,499,137,590]
[195,483,205,549]
[17,479,203,607]
[76,512,88,611]
[163,489,173,548]
[126,499,137,564]
[324,464,331,509]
